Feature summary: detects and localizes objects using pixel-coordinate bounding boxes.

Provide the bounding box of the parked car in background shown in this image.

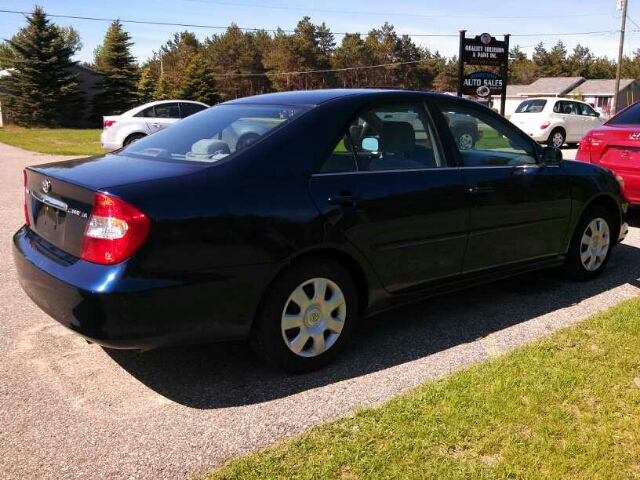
[14,90,628,372]
[100,100,209,150]
[576,101,640,204]
[511,97,605,148]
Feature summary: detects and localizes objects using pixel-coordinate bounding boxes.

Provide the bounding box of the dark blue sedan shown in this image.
[13,89,629,372]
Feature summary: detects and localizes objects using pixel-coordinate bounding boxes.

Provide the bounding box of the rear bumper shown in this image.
[13,227,273,349]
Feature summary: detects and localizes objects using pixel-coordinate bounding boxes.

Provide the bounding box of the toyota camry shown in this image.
[13,89,629,372]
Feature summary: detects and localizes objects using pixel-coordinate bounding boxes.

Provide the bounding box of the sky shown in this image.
[0,0,638,66]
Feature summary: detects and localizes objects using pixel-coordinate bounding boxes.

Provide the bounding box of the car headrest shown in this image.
[190,139,231,157]
[381,121,415,154]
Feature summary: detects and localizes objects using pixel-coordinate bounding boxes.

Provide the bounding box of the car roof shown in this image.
[519,97,589,104]
[224,89,448,107]
[125,100,209,116]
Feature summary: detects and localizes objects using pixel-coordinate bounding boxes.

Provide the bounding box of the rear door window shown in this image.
[319,103,444,173]
[181,103,208,118]
[153,103,181,119]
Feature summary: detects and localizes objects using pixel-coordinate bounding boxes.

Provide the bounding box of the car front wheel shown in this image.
[564,205,614,280]
[250,258,358,372]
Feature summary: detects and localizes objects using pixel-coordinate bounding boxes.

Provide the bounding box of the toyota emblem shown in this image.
[630,133,640,140]
[41,179,51,193]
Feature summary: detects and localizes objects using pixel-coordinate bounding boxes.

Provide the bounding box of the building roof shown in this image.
[522,77,585,95]
[500,85,530,97]
[576,79,636,96]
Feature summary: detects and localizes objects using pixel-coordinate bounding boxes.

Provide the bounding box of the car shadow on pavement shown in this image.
[106,212,640,409]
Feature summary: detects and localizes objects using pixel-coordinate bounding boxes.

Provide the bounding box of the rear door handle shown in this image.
[469,186,495,195]
[327,194,362,206]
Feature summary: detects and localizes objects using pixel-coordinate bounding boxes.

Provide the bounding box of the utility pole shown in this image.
[614,0,628,114]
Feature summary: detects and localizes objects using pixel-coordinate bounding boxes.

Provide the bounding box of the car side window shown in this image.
[181,103,207,118]
[579,103,598,117]
[435,101,537,167]
[319,103,444,173]
[134,106,155,118]
[153,103,181,119]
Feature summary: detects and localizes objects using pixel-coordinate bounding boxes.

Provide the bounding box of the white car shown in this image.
[510,97,605,148]
[100,100,209,150]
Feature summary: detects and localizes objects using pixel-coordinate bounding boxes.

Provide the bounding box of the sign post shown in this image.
[457,30,466,97]
[457,32,510,115]
[500,34,510,117]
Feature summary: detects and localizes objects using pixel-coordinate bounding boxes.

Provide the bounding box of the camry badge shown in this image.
[41,179,51,194]
[630,133,640,140]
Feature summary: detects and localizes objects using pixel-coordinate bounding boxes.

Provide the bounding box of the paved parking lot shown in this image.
[1,143,638,480]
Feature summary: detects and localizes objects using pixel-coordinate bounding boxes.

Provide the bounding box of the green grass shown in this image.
[0,125,103,156]
[205,298,640,480]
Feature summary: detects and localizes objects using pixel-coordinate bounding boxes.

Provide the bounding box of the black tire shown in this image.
[250,258,359,373]
[236,133,260,151]
[547,128,565,148]
[124,133,146,146]
[563,205,614,281]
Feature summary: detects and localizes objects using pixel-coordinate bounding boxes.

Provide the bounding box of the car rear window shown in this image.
[515,99,547,113]
[607,102,640,125]
[122,104,308,163]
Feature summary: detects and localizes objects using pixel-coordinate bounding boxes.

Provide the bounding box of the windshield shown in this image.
[607,102,640,125]
[122,104,309,163]
[515,99,547,113]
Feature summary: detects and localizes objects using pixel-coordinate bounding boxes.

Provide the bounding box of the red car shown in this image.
[576,101,640,204]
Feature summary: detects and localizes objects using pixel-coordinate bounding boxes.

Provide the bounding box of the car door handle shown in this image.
[327,194,362,205]
[469,186,495,195]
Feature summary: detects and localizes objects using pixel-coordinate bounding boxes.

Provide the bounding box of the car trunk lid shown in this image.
[25,153,207,257]
[590,124,640,172]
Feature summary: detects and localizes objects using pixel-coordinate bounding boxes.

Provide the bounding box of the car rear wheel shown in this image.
[564,205,613,280]
[250,258,358,372]
[547,129,565,148]
[124,133,146,146]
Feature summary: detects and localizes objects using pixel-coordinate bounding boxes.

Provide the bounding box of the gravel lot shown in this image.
[1,143,638,480]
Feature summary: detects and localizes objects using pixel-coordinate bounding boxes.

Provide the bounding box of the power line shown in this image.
[212,59,426,77]
[183,0,612,20]
[0,9,621,38]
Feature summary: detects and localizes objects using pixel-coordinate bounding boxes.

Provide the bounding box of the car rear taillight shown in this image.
[578,136,604,152]
[103,120,116,130]
[80,193,150,265]
[23,169,30,226]
[540,122,551,130]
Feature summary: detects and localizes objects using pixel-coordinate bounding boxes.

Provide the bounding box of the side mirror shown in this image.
[595,112,601,118]
[361,137,379,152]
[542,146,563,165]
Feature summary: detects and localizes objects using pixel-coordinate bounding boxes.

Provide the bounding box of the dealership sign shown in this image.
[462,71,503,97]
[462,33,508,67]
[457,31,510,115]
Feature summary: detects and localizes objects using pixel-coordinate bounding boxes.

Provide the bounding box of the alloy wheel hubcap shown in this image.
[459,133,474,150]
[552,133,564,148]
[580,217,610,271]
[281,278,346,358]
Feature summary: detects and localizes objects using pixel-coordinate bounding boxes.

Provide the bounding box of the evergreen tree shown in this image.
[179,53,220,104]
[2,7,82,126]
[92,20,139,116]
[153,74,173,100]
[137,65,157,103]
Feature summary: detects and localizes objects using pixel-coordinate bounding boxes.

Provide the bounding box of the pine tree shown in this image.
[2,7,82,127]
[92,20,139,116]
[137,65,157,103]
[153,74,173,100]
[178,54,220,105]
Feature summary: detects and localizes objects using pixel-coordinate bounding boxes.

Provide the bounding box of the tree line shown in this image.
[1,7,639,127]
